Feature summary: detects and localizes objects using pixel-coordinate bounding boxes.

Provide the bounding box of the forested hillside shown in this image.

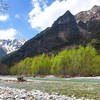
[10,46,100,77]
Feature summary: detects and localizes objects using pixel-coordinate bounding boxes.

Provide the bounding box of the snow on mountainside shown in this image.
[75,5,100,22]
[0,39,27,54]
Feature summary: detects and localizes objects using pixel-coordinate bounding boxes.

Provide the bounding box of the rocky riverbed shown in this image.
[0,86,89,100]
[0,76,99,99]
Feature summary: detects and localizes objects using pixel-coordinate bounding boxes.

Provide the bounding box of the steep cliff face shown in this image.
[1,11,82,66]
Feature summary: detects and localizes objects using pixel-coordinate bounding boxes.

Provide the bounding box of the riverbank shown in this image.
[0,75,100,99]
[0,86,89,100]
[1,75,100,82]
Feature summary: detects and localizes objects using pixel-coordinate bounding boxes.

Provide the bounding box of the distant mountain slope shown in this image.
[1,5,100,66]
[0,39,27,58]
[0,47,6,58]
[75,5,100,23]
[75,5,100,52]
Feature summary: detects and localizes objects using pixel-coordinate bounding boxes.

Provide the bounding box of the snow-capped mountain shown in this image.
[0,39,27,55]
[75,5,100,22]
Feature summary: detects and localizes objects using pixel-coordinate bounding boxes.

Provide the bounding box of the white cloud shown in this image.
[0,28,17,39]
[0,14,9,21]
[15,14,20,19]
[28,0,100,30]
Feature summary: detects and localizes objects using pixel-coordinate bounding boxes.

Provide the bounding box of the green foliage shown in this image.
[9,46,100,76]
[31,54,51,75]
[10,54,51,75]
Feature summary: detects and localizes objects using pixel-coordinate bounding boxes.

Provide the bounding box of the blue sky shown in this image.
[0,0,100,39]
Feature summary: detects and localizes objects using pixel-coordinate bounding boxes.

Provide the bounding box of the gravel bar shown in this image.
[0,86,91,100]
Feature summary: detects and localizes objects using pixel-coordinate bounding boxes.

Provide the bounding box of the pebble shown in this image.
[0,86,91,100]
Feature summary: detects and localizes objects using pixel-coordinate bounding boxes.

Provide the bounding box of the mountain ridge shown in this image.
[0,39,27,58]
[75,5,100,22]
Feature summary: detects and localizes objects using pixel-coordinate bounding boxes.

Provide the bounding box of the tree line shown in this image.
[10,46,100,77]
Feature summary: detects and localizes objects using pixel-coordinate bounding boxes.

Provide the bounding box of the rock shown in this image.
[0,86,90,100]
[17,76,26,82]
[30,96,34,100]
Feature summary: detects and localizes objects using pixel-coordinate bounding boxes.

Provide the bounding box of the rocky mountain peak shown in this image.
[91,5,100,12]
[62,10,73,17]
[75,5,100,23]
[0,39,27,58]
[53,10,76,26]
